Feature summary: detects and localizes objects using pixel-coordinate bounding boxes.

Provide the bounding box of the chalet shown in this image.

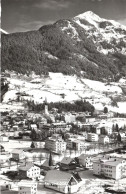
[11,149,25,160]
[18,163,40,179]
[60,157,77,171]
[44,170,81,193]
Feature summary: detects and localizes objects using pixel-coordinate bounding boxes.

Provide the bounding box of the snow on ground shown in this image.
[94,118,126,128]
[108,102,126,114]
[0,140,31,152]
[82,79,122,93]
[1,72,126,113]
[3,90,17,103]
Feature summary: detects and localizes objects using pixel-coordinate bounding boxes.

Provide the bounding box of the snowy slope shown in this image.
[1,72,126,114]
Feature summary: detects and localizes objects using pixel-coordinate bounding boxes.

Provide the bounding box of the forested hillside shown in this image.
[2,11,126,81]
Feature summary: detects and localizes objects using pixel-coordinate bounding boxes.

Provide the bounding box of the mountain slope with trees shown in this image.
[1,11,126,81]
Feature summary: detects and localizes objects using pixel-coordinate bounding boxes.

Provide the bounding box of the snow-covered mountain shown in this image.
[73,11,126,55]
[1,11,126,81]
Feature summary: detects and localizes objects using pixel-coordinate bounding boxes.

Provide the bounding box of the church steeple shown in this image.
[45,97,49,115]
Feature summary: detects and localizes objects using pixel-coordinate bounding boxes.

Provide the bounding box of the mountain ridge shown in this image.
[1,11,126,81]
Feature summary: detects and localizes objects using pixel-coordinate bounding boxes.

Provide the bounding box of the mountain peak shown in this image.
[74,11,103,22]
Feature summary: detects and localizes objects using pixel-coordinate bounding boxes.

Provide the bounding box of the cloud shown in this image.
[34,0,70,10]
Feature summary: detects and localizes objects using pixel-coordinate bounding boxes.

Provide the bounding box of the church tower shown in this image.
[45,97,49,115]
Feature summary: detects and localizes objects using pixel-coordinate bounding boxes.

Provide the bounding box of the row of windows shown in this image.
[104,169,112,173]
[104,166,112,169]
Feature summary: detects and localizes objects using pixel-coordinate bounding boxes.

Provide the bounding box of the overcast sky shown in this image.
[1,0,126,33]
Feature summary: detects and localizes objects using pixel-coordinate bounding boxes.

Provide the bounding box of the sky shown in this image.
[1,0,126,33]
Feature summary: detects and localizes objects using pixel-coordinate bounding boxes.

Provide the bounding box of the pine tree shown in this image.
[115,123,119,132]
[31,141,35,148]
[104,107,108,114]
[112,124,115,132]
[49,152,53,166]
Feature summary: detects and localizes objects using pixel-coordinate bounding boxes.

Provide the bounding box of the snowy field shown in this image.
[1,72,126,113]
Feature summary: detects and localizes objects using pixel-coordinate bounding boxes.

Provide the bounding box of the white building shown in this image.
[101,127,112,135]
[78,154,92,168]
[18,163,40,179]
[87,133,99,142]
[99,135,110,144]
[0,134,9,142]
[120,132,126,142]
[67,139,87,151]
[45,137,66,153]
[18,180,37,194]
[93,155,126,180]
[65,113,76,123]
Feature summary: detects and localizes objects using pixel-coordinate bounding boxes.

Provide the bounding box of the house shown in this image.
[98,114,107,119]
[64,113,76,123]
[87,133,99,142]
[30,124,37,130]
[78,154,92,168]
[60,157,77,171]
[93,155,126,180]
[18,180,37,194]
[12,125,19,131]
[0,134,9,142]
[11,149,25,160]
[99,135,109,144]
[44,170,80,193]
[18,163,40,179]
[0,181,11,191]
[119,132,126,142]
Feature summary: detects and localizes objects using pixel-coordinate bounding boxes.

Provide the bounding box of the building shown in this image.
[120,132,126,142]
[99,135,110,144]
[60,157,77,171]
[93,155,126,180]
[98,114,107,119]
[78,132,88,140]
[101,127,112,135]
[30,124,37,130]
[18,180,37,194]
[45,137,66,153]
[87,133,99,142]
[51,122,70,133]
[0,134,9,142]
[78,154,92,168]
[11,149,25,160]
[18,163,40,179]
[44,170,81,193]
[64,113,76,123]
[67,139,87,151]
